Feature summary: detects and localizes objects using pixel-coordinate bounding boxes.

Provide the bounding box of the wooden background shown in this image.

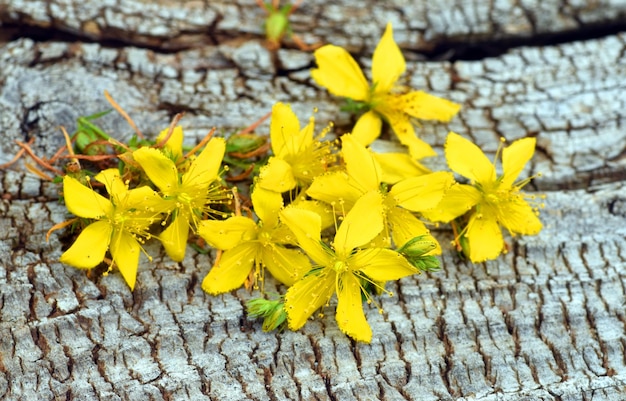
[1,1,626,400]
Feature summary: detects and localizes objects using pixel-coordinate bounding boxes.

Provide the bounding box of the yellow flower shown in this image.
[258,102,335,193]
[311,23,460,159]
[280,191,418,343]
[132,135,227,261]
[198,187,309,294]
[307,134,452,251]
[424,132,543,262]
[59,169,163,290]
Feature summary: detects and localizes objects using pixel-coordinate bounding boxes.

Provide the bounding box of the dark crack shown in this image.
[422,21,626,61]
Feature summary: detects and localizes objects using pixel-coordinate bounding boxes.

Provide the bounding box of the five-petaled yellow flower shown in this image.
[60,169,163,290]
[258,102,335,194]
[198,187,309,294]
[133,134,227,262]
[281,191,418,343]
[311,23,461,159]
[307,134,452,250]
[424,132,543,262]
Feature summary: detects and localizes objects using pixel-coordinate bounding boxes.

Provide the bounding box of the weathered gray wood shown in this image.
[2,2,626,400]
[2,0,626,52]
[2,176,626,400]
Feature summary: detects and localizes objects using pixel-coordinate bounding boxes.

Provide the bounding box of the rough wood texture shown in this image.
[1,1,626,400]
[2,0,626,52]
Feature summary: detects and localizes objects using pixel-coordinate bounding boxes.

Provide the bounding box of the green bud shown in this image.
[264,5,293,42]
[246,297,287,332]
[407,255,440,272]
[398,235,441,272]
[398,235,437,257]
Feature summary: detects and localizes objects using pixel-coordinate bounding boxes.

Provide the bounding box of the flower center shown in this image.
[332,259,349,274]
[112,213,127,228]
[288,141,335,185]
[177,192,193,205]
[259,229,272,245]
[484,192,501,205]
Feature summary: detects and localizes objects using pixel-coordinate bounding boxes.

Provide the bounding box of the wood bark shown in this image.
[1,1,626,400]
[2,0,626,52]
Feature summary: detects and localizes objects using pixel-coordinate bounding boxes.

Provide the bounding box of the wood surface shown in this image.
[1,1,626,400]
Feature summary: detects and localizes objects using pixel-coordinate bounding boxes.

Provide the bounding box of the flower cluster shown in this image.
[57,127,232,290]
[23,22,543,343]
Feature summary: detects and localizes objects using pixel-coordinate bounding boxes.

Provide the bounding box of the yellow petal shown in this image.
[501,137,536,188]
[261,246,310,286]
[371,23,405,94]
[97,170,163,214]
[156,125,184,161]
[351,110,383,147]
[334,190,384,256]
[297,116,315,151]
[386,207,436,253]
[133,147,179,193]
[498,197,542,235]
[306,172,361,211]
[370,230,392,249]
[445,132,496,184]
[421,183,481,223]
[251,187,283,228]
[390,171,453,212]
[284,270,336,330]
[342,134,381,192]
[258,157,297,193]
[374,152,430,184]
[270,102,303,158]
[352,248,417,282]
[290,199,335,230]
[63,175,112,219]
[59,221,112,268]
[110,230,141,290]
[182,137,225,188]
[380,110,437,159]
[465,210,503,262]
[95,168,126,198]
[202,243,257,295]
[269,224,297,245]
[311,45,369,101]
[197,216,257,250]
[336,273,372,343]
[394,91,461,122]
[122,185,165,212]
[280,207,331,266]
[160,213,190,262]
[404,136,437,160]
